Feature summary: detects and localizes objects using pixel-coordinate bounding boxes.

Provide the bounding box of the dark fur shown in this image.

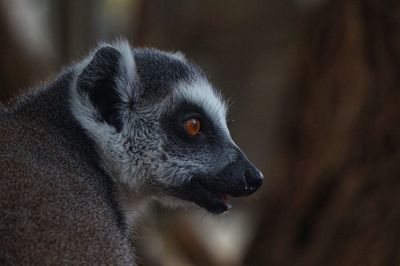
[0,72,134,264]
[134,48,201,103]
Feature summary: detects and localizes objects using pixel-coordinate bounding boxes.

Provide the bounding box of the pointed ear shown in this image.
[76,43,135,131]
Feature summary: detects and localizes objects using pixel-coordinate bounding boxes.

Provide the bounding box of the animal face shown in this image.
[71,40,263,214]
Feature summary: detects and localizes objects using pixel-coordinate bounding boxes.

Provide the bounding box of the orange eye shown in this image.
[184,118,201,136]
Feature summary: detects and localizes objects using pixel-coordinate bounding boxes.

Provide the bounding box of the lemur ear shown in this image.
[76,42,136,131]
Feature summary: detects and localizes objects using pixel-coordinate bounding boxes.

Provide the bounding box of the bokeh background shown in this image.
[1,0,400,265]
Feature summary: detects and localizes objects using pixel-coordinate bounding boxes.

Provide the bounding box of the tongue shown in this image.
[218,193,229,203]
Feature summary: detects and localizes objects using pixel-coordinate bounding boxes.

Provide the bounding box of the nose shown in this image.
[217,152,264,197]
[244,167,264,194]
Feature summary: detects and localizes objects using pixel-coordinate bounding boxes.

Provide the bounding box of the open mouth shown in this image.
[171,161,263,214]
[206,190,233,214]
[194,185,233,214]
[173,179,236,214]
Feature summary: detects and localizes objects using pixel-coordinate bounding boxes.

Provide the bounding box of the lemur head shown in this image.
[71,40,263,214]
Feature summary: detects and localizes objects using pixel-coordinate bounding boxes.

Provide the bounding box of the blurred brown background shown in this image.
[1,0,400,265]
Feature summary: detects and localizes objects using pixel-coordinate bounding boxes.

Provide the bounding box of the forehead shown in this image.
[134,48,228,133]
[134,48,196,100]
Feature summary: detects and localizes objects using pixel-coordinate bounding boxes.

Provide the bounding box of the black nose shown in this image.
[213,152,264,197]
[244,167,264,193]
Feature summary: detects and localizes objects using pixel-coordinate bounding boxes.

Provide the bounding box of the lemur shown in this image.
[0,40,263,265]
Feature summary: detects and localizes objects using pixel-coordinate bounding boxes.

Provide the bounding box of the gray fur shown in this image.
[0,72,134,264]
[0,40,263,264]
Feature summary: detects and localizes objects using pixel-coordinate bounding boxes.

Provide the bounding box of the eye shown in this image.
[184,118,201,136]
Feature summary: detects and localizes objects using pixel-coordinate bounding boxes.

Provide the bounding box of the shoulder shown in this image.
[0,156,134,265]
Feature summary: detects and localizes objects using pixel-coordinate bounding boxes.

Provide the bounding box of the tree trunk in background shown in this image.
[245,0,400,265]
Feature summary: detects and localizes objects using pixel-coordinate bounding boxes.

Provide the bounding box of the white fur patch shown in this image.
[174,78,230,135]
[99,39,137,103]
